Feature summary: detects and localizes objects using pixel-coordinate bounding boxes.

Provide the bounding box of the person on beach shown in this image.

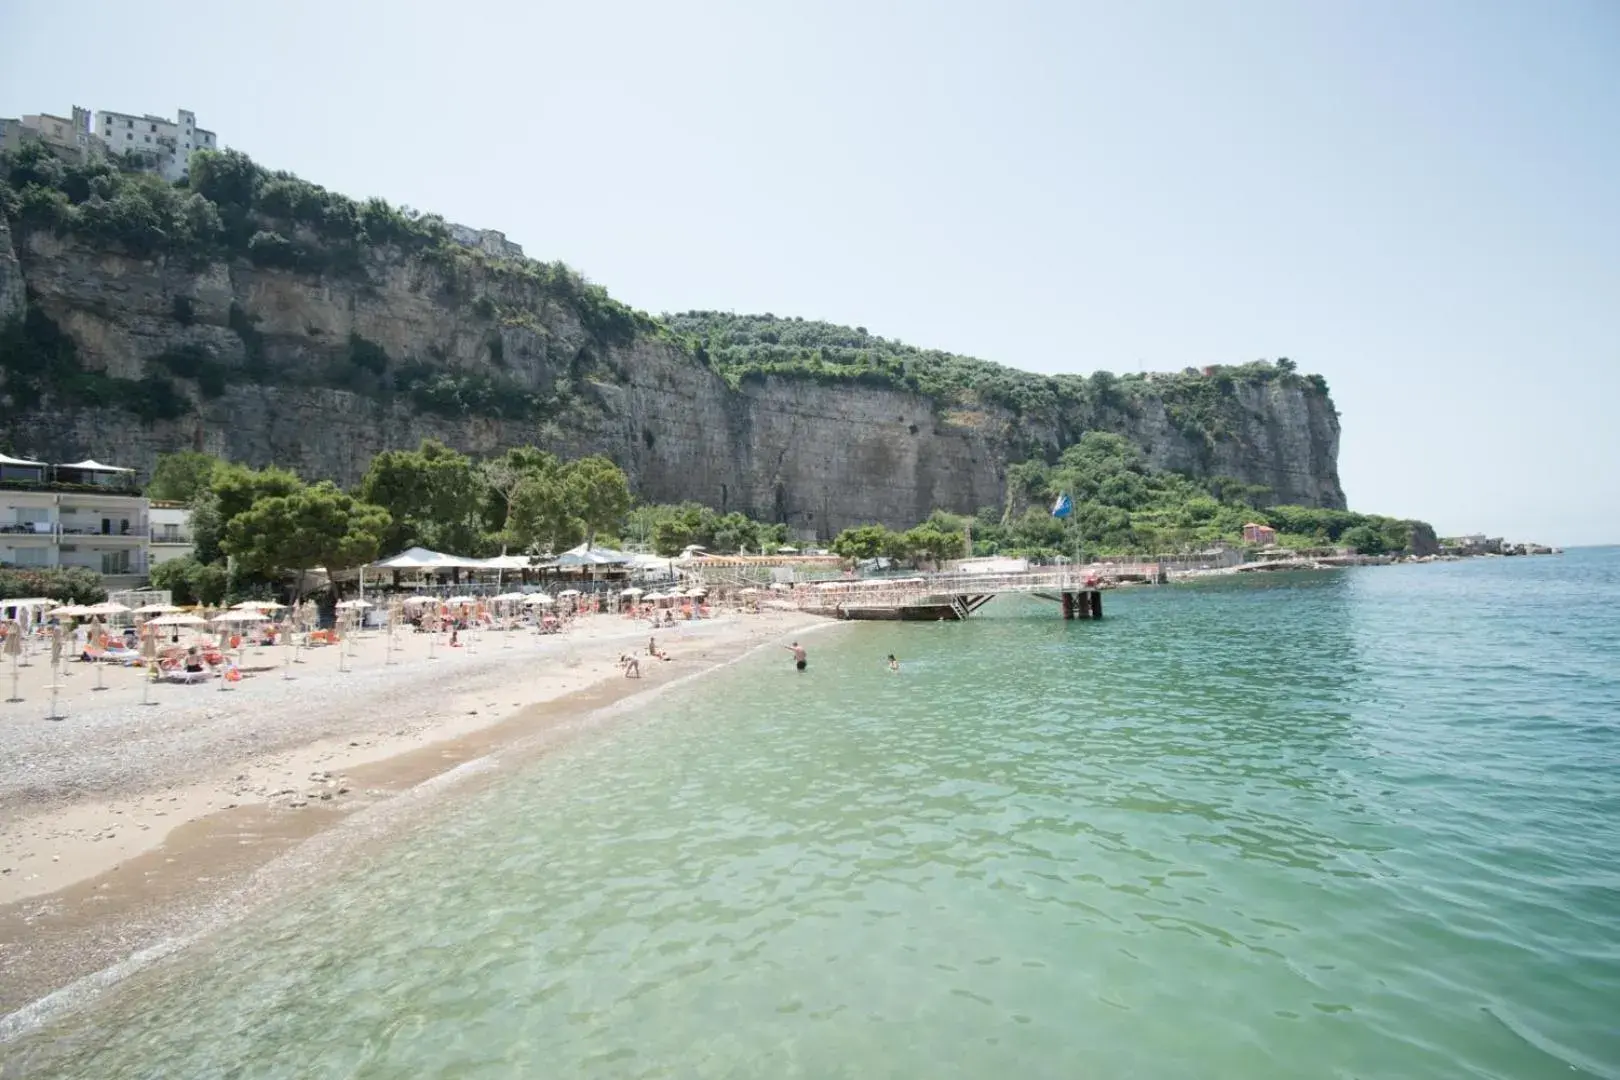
[888,654,900,672]
[621,653,641,678]
[648,636,658,656]
[785,641,807,672]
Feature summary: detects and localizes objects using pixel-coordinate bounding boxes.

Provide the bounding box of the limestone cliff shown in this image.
[0,224,1346,535]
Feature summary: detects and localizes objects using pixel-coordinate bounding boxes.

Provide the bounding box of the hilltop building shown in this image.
[0,106,105,163]
[94,107,217,182]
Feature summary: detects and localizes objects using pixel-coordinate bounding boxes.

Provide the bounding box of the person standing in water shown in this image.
[887,654,900,672]
[785,641,807,671]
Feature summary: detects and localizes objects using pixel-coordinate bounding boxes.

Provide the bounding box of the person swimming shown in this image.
[785,641,807,671]
[887,654,899,672]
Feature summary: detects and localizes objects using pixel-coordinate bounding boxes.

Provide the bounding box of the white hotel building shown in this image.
[0,454,151,590]
[94,107,216,183]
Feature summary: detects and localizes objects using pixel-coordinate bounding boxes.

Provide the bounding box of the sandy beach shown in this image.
[0,608,832,1024]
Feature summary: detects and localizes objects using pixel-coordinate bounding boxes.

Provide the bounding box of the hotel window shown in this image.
[126,119,132,127]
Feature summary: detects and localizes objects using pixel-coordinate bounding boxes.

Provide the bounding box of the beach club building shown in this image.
[0,454,150,588]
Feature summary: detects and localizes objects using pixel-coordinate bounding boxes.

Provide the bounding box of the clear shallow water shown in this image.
[13,551,1620,1078]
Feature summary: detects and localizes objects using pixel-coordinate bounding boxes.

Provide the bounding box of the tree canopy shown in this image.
[146,450,221,503]
[221,482,389,598]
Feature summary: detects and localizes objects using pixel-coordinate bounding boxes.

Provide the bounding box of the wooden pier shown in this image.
[787,568,1132,622]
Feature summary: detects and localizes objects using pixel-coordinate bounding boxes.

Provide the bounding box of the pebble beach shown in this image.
[0,607,830,1025]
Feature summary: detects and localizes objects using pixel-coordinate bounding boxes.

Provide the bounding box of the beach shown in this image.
[0,607,831,1022]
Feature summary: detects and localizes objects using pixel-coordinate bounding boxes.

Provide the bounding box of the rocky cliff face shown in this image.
[0,226,1346,534]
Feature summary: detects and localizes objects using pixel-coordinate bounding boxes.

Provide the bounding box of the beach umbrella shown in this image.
[83,601,130,617]
[492,592,529,603]
[557,589,580,598]
[444,595,477,605]
[134,603,182,615]
[148,613,208,627]
[212,610,271,624]
[335,599,373,609]
[51,604,90,618]
[739,587,759,595]
[684,587,707,597]
[523,594,554,606]
[620,587,644,596]
[233,600,285,611]
[402,595,438,607]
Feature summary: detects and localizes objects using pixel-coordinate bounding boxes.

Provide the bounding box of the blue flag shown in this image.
[1051,493,1073,519]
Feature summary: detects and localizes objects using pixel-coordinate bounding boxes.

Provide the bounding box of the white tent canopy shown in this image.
[550,544,631,568]
[0,452,44,467]
[60,459,134,472]
[477,554,534,571]
[372,546,482,570]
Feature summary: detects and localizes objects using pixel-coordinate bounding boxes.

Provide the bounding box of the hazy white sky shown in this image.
[5,0,1617,543]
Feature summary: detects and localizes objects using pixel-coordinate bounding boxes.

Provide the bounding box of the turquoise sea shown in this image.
[9,550,1620,1078]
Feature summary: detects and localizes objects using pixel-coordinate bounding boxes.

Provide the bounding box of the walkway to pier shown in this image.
[788,564,1161,621]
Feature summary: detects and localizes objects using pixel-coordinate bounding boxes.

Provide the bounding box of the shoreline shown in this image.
[0,610,839,1037]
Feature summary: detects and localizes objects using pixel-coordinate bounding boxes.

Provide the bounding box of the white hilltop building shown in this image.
[94,107,217,182]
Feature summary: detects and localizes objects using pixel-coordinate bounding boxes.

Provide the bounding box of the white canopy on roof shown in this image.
[373,546,468,570]
[60,459,134,472]
[551,544,631,567]
[477,554,534,571]
[0,452,44,467]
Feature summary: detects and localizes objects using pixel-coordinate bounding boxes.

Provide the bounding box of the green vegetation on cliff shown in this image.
[0,143,655,423]
[831,432,1430,560]
[664,311,1328,432]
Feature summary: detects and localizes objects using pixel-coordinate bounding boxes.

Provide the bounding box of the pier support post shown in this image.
[1061,592,1074,620]
[1089,590,1103,619]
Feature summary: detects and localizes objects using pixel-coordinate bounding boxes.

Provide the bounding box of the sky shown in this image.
[5,0,1617,544]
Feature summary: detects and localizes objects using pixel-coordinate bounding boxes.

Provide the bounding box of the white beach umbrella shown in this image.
[523,594,555,606]
[335,599,373,609]
[402,595,439,607]
[51,604,90,618]
[233,600,285,611]
[444,595,478,605]
[212,610,270,624]
[492,592,529,603]
[148,613,208,627]
[684,587,708,597]
[83,601,130,616]
[134,602,182,615]
[620,587,644,596]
